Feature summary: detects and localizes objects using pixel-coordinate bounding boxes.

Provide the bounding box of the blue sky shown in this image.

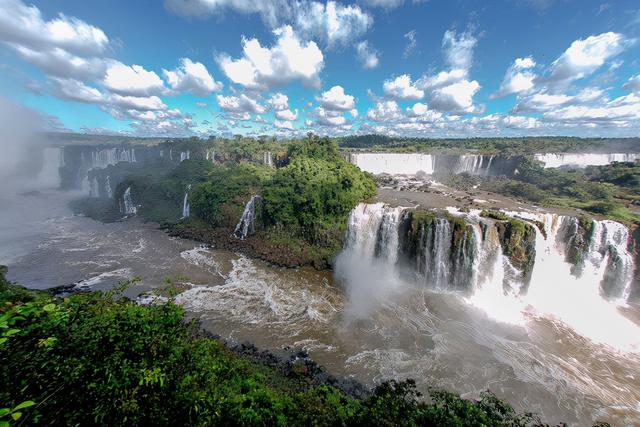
[1,0,640,138]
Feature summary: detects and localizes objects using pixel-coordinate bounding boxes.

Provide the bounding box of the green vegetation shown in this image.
[495,219,537,285]
[0,268,548,426]
[446,158,640,224]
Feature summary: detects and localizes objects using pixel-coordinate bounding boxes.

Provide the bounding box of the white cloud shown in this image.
[50,78,104,103]
[622,74,640,93]
[543,93,640,122]
[403,29,417,59]
[429,79,480,113]
[267,92,289,110]
[315,107,347,126]
[11,45,110,80]
[413,29,481,113]
[442,29,476,72]
[216,94,266,114]
[350,108,358,118]
[109,94,167,111]
[491,56,537,98]
[317,85,355,111]
[406,102,443,122]
[196,102,207,107]
[365,100,403,122]
[383,74,424,100]
[274,119,295,130]
[276,108,298,120]
[548,32,631,84]
[103,63,165,97]
[218,25,324,91]
[163,58,222,96]
[362,0,404,8]
[0,0,109,56]
[512,92,573,113]
[166,0,372,47]
[356,41,379,69]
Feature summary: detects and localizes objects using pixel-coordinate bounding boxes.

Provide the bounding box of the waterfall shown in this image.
[206,149,215,162]
[339,203,640,347]
[182,185,191,218]
[263,151,273,167]
[160,149,164,159]
[454,155,494,175]
[169,149,173,160]
[349,153,435,175]
[89,177,100,198]
[180,151,190,162]
[233,195,261,240]
[121,186,137,216]
[335,203,406,316]
[37,147,64,188]
[105,175,113,199]
[340,203,637,302]
[534,153,640,169]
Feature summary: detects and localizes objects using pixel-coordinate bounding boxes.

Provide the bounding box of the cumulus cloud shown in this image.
[356,41,379,69]
[491,56,537,98]
[414,29,481,113]
[50,78,104,103]
[267,92,289,111]
[428,79,480,113]
[0,0,109,56]
[274,119,295,130]
[362,0,404,8]
[216,93,266,114]
[317,85,355,111]
[103,63,166,97]
[275,108,298,120]
[365,100,403,122]
[512,92,573,113]
[547,32,631,84]
[218,25,324,91]
[383,74,424,100]
[163,58,222,96]
[315,107,347,126]
[166,0,372,47]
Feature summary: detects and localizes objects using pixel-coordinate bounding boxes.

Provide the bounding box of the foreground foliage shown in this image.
[0,269,549,426]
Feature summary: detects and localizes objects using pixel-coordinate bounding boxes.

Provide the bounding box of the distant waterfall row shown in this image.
[337,203,637,303]
[347,152,640,176]
[534,153,640,169]
[347,153,517,176]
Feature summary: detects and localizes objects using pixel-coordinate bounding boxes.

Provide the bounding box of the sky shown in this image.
[1,0,640,138]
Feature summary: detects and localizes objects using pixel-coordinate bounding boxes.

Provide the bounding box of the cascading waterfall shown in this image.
[454,155,495,175]
[182,184,191,218]
[206,149,215,162]
[37,147,64,188]
[120,186,137,216]
[89,177,100,198]
[263,151,273,167]
[335,203,406,315]
[339,203,639,346]
[534,153,640,169]
[180,151,190,162]
[349,153,435,175]
[105,175,113,199]
[233,195,261,240]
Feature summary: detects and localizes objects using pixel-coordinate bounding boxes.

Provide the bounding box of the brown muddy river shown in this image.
[2,185,639,426]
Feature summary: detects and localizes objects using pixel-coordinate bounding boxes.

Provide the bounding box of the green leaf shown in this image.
[43,303,56,312]
[11,412,21,421]
[0,338,7,345]
[0,408,10,416]
[13,401,35,411]
[3,328,20,337]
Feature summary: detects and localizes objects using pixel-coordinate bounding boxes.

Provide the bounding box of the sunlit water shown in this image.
[2,185,639,426]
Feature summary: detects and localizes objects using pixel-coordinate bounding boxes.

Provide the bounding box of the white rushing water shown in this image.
[349,153,435,175]
[37,147,64,188]
[233,195,261,240]
[182,184,191,218]
[180,150,190,162]
[120,186,137,216]
[91,147,136,168]
[263,151,273,167]
[337,203,640,352]
[534,153,640,168]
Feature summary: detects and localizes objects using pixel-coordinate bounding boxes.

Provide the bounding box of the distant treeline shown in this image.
[336,134,640,155]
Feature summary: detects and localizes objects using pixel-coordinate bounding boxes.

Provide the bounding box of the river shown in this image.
[1,180,639,426]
